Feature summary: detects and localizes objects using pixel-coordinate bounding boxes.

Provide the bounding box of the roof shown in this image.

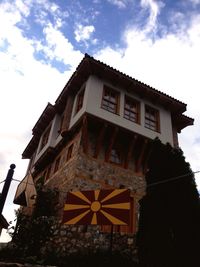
[55,53,189,113]
[22,54,194,158]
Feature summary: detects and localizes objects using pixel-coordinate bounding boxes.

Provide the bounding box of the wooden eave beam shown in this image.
[105,127,118,162]
[125,81,134,93]
[135,138,148,173]
[94,123,107,158]
[143,141,152,174]
[124,134,138,169]
[82,115,89,154]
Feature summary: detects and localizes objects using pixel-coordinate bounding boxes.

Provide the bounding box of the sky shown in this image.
[0,0,200,242]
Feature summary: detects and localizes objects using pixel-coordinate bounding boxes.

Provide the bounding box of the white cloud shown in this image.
[0,0,81,242]
[140,0,163,32]
[95,13,200,191]
[15,0,30,17]
[42,23,83,67]
[74,24,95,43]
[107,0,129,9]
[189,0,200,4]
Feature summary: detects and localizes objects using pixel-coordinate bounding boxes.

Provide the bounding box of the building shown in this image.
[14,54,193,256]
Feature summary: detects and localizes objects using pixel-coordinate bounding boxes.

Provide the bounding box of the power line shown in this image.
[12,169,200,195]
[147,170,200,187]
[0,179,6,185]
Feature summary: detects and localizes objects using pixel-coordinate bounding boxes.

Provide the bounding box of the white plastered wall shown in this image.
[78,75,174,145]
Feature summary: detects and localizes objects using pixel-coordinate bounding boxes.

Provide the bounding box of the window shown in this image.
[54,156,61,173]
[45,166,51,181]
[66,144,73,161]
[101,86,120,114]
[110,147,122,165]
[57,113,64,136]
[75,88,85,114]
[40,126,51,151]
[145,105,160,132]
[124,96,140,123]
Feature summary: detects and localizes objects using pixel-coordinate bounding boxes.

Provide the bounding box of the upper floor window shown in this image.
[57,113,64,136]
[66,144,73,161]
[101,86,120,114]
[54,156,61,173]
[124,96,140,123]
[45,166,51,181]
[40,125,51,151]
[145,105,160,132]
[75,88,85,114]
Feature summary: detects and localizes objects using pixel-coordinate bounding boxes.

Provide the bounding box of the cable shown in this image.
[0,179,6,185]
[12,169,200,194]
[147,170,200,187]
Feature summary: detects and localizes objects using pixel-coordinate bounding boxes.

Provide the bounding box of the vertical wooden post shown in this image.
[82,115,89,154]
[105,127,118,162]
[0,164,16,214]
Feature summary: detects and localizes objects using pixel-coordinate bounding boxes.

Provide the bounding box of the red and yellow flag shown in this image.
[62,189,130,225]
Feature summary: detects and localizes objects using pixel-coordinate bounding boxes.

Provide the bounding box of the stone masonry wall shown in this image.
[32,129,146,260]
[43,220,138,262]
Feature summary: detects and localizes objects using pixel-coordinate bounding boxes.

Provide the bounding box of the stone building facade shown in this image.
[14,54,193,258]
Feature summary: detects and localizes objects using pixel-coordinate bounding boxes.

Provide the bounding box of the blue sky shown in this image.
[1,0,200,242]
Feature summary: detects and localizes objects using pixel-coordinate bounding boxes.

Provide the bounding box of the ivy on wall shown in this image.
[137,138,200,267]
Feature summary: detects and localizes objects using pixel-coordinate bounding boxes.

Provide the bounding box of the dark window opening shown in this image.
[75,88,85,114]
[101,86,119,114]
[66,144,73,161]
[145,105,160,132]
[124,96,140,123]
[54,156,61,173]
[40,126,51,151]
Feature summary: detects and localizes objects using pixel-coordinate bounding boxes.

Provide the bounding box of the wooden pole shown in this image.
[0,164,16,214]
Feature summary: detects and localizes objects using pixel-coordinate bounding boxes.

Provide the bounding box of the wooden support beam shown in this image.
[105,127,118,162]
[94,123,107,158]
[82,115,89,154]
[135,138,148,173]
[124,135,137,169]
[143,141,152,174]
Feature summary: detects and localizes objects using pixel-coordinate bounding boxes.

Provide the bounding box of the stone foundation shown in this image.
[42,221,138,262]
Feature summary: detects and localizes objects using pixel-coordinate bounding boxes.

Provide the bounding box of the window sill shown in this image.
[101,107,120,116]
[123,116,140,125]
[145,126,160,133]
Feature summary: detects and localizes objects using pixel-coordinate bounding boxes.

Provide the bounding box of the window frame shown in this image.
[75,87,85,114]
[45,166,52,182]
[57,112,64,137]
[40,125,51,151]
[109,147,122,165]
[54,156,61,173]
[124,95,140,124]
[144,105,160,132]
[101,86,120,115]
[66,144,73,161]
[108,143,124,166]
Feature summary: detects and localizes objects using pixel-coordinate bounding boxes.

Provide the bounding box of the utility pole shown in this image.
[0,164,16,214]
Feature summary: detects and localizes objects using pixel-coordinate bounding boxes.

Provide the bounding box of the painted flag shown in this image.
[63,189,130,225]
